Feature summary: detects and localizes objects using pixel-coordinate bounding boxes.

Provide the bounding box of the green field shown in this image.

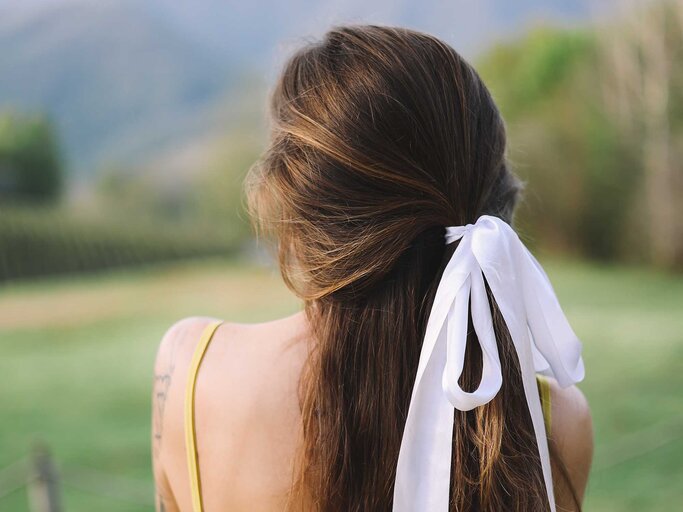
[0,257,681,511]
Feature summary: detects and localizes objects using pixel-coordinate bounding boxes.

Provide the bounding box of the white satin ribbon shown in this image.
[393,215,585,511]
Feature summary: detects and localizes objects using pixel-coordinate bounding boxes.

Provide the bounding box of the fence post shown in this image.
[27,444,63,512]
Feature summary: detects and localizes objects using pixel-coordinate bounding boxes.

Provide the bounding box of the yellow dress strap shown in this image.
[185,319,223,512]
[536,374,552,436]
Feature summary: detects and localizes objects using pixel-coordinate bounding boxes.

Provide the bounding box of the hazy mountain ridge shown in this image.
[0,0,238,175]
[0,0,600,178]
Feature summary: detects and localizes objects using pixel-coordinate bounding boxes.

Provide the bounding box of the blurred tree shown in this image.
[599,0,683,269]
[0,112,64,203]
[93,77,266,242]
[478,0,683,269]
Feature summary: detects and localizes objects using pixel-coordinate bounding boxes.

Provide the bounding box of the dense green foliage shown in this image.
[0,124,256,280]
[0,206,239,281]
[0,112,63,202]
[479,28,631,260]
[478,12,682,266]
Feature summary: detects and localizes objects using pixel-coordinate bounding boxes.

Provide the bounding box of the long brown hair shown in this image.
[246,24,576,511]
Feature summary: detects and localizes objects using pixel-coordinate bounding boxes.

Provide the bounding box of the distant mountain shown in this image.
[0,0,238,175]
[143,0,602,62]
[0,0,610,178]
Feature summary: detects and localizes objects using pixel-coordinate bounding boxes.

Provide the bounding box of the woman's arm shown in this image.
[151,321,186,512]
[549,380,594,510]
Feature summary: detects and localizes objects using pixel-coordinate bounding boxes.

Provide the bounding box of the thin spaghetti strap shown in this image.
[536,374,552,436]
[184,319,224,512]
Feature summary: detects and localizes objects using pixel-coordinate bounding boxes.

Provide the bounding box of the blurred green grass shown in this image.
[0,258,681,511]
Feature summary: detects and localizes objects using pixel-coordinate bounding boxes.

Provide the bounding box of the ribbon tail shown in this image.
[511,326,557,512]
[393,297,462,510]
[393,261,471,511]
[517,243,585,388]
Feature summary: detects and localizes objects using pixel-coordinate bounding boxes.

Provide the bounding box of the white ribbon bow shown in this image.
[393,215,585,511]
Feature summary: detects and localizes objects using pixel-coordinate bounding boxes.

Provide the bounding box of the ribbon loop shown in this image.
[442,266,503,411]
[393,215,585,512]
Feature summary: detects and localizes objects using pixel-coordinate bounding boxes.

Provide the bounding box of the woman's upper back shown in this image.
[152,313,310,511]
[152,313,593,512]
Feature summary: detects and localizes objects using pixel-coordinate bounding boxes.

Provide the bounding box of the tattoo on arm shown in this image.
[153,369,173,449]
[156,491,168,512]
[152,323,186,460]
[152,321,197,512]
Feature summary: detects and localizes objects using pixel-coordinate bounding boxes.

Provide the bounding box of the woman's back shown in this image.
[152,313,592,511]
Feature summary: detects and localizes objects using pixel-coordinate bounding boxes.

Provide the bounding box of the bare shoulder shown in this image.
[546,377,594,506]
[151,315,222,445]
[151,316,219,508]
[190,311,311,437]
[152,315,224,383]
[151,316,222,464]
[154,316,215,369]
[151,312,311,510]
[152,312,310,441]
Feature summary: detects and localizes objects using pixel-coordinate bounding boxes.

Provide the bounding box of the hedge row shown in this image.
[0,207,240,281]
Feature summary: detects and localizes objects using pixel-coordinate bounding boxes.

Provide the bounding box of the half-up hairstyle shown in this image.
[246,24,575,511]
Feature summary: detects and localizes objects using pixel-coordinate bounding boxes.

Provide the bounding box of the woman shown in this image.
[151,25,593,511]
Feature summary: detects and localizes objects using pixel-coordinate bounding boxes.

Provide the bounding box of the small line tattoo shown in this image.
[152,323,186,458]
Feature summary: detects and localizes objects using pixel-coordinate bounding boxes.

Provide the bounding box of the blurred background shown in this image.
[0,0,681,510]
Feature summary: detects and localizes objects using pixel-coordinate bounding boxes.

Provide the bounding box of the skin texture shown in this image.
[151,312,593,512]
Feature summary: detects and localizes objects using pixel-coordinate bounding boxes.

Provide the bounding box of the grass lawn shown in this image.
[0,257,681,511]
